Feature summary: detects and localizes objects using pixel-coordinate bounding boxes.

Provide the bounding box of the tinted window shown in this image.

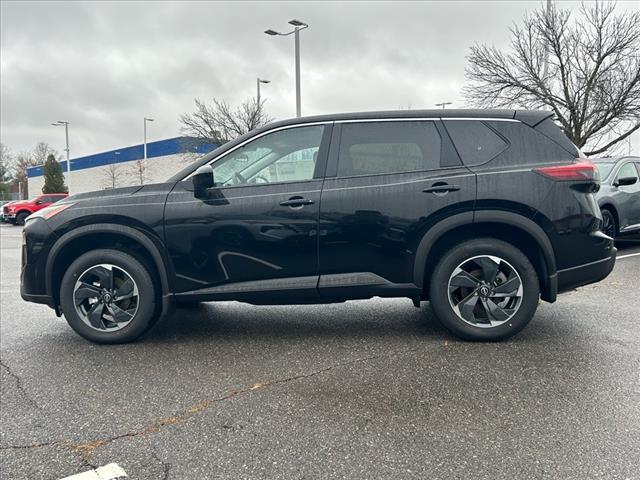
[617,162,638,181]
[211,125,324,186]
[443,120,508,165]
[337,121,441,177]
[39,195,63,203]
[533,117,579,156]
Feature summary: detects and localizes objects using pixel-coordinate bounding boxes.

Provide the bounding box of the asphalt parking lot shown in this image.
[1,223,639,480]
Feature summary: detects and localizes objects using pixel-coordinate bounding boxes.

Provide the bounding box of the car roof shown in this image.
[592,156,640,163]
[259,109,553,131]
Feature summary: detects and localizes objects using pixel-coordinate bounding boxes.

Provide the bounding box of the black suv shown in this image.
[21,109,616,343]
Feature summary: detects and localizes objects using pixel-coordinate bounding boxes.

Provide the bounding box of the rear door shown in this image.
[317,119,476,298]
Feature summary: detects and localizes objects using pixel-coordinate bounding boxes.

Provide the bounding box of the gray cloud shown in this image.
[1,0,638,158]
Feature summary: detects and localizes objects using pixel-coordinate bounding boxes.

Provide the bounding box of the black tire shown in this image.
[15,211,29,226]
[60,249,158,344]
[429,238,540,341]
[601,208,617,239]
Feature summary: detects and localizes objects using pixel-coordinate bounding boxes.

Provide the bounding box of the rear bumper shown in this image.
[557,248,617,293]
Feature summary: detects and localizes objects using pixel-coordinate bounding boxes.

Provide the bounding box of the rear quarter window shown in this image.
[532,117,579,156]
[443,120,508,166]
[483,121,575,167]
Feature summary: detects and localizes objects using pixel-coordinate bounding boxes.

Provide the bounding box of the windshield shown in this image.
[593,162,615,180]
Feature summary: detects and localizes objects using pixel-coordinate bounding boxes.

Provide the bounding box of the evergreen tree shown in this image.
[42,154,68,193]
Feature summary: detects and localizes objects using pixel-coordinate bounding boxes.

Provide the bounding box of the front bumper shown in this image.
[20,218,57,311]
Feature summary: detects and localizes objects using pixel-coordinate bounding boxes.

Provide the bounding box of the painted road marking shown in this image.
[618,252,640,259]
[59,463,127,480]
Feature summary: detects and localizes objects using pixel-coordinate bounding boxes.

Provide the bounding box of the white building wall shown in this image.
[28,153,199,198]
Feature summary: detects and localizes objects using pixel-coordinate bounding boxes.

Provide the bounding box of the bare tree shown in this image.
[32,141,57,166]
[180,97,273,143]
[102,163,124,190]
[128,159,147,185]
[0,143,13,181]
[14,151,38,198]
[463,1,640,156]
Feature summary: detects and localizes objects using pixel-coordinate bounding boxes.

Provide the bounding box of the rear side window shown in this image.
[443,120,508,166]
[337,121,441,177]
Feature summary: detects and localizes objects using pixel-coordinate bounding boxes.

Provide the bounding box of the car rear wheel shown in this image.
[60,249,158,344]
[429,238,540,341]
[601,208,617,238]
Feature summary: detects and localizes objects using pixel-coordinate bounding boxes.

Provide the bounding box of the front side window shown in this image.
[616,162,638,182]
[210,125,324,187]
[337,121,441,177]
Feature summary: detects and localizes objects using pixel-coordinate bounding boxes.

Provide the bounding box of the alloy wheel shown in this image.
[447,255,523,328]
[601,211,616,238]
[73,264,139,331]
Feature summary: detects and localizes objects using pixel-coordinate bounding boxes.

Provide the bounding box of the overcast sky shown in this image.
[1,0,638,159]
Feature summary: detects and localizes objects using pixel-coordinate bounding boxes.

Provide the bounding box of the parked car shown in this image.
[21,109,615,344]
[4,193,68,225]
[593,156,640,238]
[1,200,16,223]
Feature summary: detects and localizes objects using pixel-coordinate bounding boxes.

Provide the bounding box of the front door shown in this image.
[164,123,332,301]
[615,162,640,229]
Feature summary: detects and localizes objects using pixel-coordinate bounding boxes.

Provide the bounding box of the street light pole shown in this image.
[51,121,71,194]
[435,102,452,110]
[257,78,270,104]
[294,27,301,117]
[143,117,154,184]
[265,19,309,117]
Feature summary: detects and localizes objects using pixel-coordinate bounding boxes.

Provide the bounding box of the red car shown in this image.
[3,193,68,226]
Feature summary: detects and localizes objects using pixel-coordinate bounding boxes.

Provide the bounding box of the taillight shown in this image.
[534,159,599,182]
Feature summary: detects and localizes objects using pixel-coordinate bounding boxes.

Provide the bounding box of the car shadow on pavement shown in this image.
[143,300,452,344]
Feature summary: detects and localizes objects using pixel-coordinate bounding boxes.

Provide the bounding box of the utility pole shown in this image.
[265,19,309,117]
[143,117,154,184]
[435,102,452,110]
[51,121,71,194]
[257,78,270,104]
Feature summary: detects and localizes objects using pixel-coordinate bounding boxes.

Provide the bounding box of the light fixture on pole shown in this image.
[257,78,270,104]
[143,117,154,184]
[51,121,71,194]
[264,19,309,117]
[435,102,453,110]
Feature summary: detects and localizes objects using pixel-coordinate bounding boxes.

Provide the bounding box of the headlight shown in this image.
[27,203,75,221]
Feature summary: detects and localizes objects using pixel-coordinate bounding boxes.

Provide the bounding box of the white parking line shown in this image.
[618,252,640,260]
[59,463,127,480]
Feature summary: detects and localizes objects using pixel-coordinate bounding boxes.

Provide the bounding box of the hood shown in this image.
[5,200,31,208]
[64,182,175,204]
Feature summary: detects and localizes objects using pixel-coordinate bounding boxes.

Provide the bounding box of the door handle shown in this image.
[422,184,461,194]
[279,197,315,207]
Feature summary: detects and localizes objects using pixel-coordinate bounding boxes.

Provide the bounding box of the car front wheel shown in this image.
[429,238,540,341]
[59,249,158,343]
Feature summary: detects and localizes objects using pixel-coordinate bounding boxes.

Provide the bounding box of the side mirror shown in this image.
[615,176,637,187]
[192,165,214,199]
[34,199,43,205]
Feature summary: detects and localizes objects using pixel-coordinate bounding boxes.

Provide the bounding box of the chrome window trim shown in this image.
[335,118,439,124]
[443,118,520,122]
[182,121,332,181]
